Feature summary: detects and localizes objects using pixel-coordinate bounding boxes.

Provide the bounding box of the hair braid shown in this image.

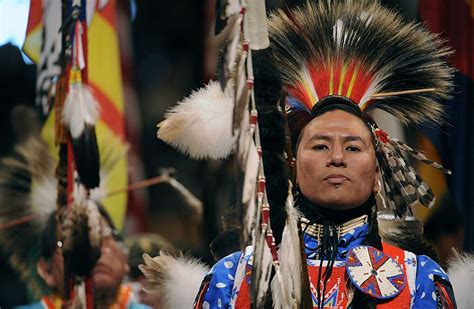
[349,204,382,309]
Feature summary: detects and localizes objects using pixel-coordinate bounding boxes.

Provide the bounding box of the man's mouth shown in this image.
[325,175,348,184]
[93,264,111,275]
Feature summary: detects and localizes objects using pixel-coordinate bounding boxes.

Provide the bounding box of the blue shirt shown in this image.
[198,223,451,308]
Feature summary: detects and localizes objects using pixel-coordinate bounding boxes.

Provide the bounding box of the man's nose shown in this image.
[326,144,346,167]
[100,243,112,255]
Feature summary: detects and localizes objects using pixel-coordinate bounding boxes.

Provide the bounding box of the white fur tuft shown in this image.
[140,252,209,309]
[63,83,101,138]
[157,81,237,159]
[447,252,474,309]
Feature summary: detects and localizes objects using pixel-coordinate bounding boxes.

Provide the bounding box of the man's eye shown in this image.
[346,146,360,152]
[312,144,328,151]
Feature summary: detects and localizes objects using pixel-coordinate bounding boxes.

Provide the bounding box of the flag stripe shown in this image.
[89,82,125,141]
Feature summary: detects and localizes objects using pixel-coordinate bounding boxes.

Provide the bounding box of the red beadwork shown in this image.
[374,128,389,144]
[258,177,266,193]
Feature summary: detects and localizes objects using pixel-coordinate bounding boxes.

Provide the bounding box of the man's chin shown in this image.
[313,192,363,210]
[93,272,120,294]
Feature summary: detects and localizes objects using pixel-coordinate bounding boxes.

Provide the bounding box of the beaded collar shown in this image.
[300,214,368,242]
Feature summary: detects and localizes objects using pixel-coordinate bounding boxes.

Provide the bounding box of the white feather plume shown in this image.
[272,185,302,308]
[62,83,101,138]
[139,252,209,309]
[447,252,474,309]
[157,81,237,159]
[254,233,274,306]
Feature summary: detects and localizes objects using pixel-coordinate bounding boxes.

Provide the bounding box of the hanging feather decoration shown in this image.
[218,0,245,90]
[60,186,102,278]
[374,127,439,217]
[388,136,452,174]
[62,82,101,189]
[157,81,237,160]
[271,185,302,308]
[62,13,101,189]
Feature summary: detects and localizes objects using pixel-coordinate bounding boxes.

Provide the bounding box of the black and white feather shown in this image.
[62,83,101,189]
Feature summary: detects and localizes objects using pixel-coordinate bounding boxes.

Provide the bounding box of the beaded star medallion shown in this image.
[346,245,405,299]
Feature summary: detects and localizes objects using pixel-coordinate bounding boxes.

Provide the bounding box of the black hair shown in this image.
[40,211,59,261]
[349,202,382,309]
[210,229,241,261]
[296,191,382,309]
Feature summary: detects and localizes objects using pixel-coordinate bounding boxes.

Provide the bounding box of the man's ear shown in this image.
[37,258,56,287]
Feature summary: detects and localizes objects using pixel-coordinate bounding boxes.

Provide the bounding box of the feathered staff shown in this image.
[54,0,102,306]
[213,1,289,306]
[157,0,306,307]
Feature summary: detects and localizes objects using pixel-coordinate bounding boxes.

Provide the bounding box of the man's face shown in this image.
[92,218,129,298]
[296,109,380,209]
[37,246,66,297]
[38,216,129,302]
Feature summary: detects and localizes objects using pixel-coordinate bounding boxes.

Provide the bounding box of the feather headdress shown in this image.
[0,138,55,301]
[270,0,452,124]
[268,0,453,217]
